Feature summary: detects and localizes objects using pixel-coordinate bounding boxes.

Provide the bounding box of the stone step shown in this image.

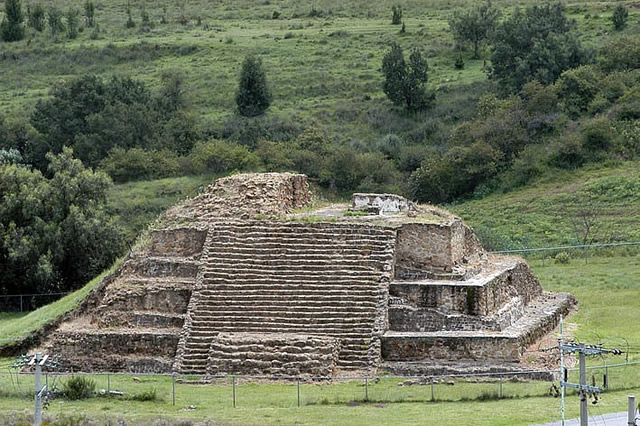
[197,287,381,297]
[203,271,382,281]
[189,323,373,334]
[207,252,393,262]
[205,251,393,262]
[190,307,376,317]
[208,223,396,237]
[191,315,375,331]
[205,263,381,274]
[209,232,393,244]
[192,297,379,307]
[200,277,382,286]
[206,258,387,271]
[188,327,371,338]
[206,241,392,252]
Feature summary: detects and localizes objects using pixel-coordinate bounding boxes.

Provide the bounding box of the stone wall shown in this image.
[381,334,522,363]
[151,228,207,257]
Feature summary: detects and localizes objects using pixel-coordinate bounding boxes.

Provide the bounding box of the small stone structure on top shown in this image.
[39,173,575,377]
[351,193,417,215]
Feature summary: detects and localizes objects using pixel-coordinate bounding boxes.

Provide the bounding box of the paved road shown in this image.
[539,411,636,425]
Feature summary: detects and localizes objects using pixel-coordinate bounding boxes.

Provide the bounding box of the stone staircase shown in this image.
[176,222,396,375]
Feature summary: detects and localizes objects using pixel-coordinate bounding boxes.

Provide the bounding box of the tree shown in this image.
[612,4,628,31]
[84,0,95,27]
[0,148,124,295]
[28,3,46,32]
[449,1,501,59]
[1,0,25,42]
[235,55,272,117]
[391,5,402,25]
[382,43,434,111]
[47,6,65,40]
[490,3,590,94]
[66,8,80,39]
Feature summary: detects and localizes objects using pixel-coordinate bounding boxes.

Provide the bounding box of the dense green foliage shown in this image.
[449,1,500,59]
[0,148,123,295]
[235,55,272,117]
[0,0,24,42]
[490,3,590,94]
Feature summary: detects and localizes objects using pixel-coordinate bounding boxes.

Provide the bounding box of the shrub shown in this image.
[100,148,181,182]
[189,139,260,174]
[63,376,96,400]
[599,37,640,72]
[127,389,158,402]
[612,4,628,31]
[555,65,601,118]
[555,252,571,265]
[0,0,25,42]
[28,3,46,31]
[548,135,584,169]
[582,118,617,152]
[391,5,402,25]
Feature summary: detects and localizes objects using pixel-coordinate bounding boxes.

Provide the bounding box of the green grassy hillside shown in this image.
[1,0,637,143]
[451,160,640,250]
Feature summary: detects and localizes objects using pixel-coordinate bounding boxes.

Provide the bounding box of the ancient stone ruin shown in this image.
[41,173,575,376]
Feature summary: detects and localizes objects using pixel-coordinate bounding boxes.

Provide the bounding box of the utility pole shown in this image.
[28,353,49,426]
[558,342,622,426]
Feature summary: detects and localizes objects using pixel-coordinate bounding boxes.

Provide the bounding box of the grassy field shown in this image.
[1,0,637,143]
[451,160,640,250]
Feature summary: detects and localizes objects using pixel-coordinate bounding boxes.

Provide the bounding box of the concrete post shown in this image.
[34,353,42,426]
[580,347,587,426]
[628,395,636,426]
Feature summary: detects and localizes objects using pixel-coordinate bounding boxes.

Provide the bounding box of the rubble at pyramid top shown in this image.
[165,172,311,221]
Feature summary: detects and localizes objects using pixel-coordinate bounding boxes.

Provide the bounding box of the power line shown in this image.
[490,241,640,254]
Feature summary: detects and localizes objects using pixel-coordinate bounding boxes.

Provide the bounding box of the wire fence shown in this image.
[0,292,71,312]
[1,362,639,408]
[489,241,640,264]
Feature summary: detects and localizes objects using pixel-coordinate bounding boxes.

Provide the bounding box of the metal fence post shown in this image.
[297,378,301,408]
[431,378,434,401]
[365,377,369,402]
[172,374,176,406]
[232,376,236,408]
[20,295,23,312]
[107,374,111,395]
[499,376,503,398]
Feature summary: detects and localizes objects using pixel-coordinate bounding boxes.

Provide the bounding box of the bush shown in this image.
[554,251,571,265]
[548,134,584,169]
[612,4,628,31]
[99,147,181,183]
[599,37,640,72]
[189,139,260,174]
[127,389,158,402]
[582,118,617,152]
[555,65,601,118]
[63,376,96,400]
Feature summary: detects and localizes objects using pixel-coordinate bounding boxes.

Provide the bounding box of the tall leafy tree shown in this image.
[490,3,590,94]
[449,1,501,59]
[382,43,433,111]
[235,55,272,117]
[1,0,25,42]
[0,148,124,295]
